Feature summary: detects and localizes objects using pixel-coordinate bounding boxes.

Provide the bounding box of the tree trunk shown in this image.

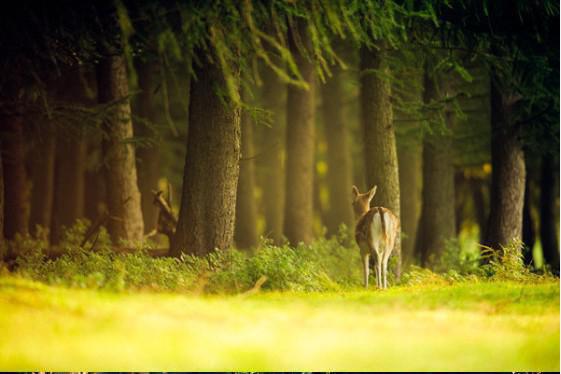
[321,64,354,237]
[97,54,144,243]
[49,68,90,245]
[84,140,106,223]
[2,116,28,239]
[135,61,161,234]
[522,170,535,266]
[283,19,316,245]
[415,67,456,267]
[259,64,285,244]
[170,55,241,256]
[483,77,526,253]
[50,129,87,244]
[540,156,559,275]
[0,140,4,246]
[29,125,56,238]
[397,145,421,266]
[360,44,401,276]
[235,98,259,249]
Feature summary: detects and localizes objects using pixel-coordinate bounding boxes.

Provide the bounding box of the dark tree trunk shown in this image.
[84,140,106,223]
[522,170,535,266]
[483,77,526,253]
[29,125,56,238]
[170,55,241,256]
[321,63,354,237]
[0,140,4,246]
[49,68,91,244]
[97,54,144,243]
[540,156,559,275]
[398,145,421,266]
[50,130,87,244]
[415,67,456,267]
[283,19,316,245]
[235,96,259,249]
[135,61,161,234]
[259,64,285,244]
[360,43,401,276]
[2,116,29,239]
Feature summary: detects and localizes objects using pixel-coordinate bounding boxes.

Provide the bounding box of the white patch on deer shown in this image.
[369,211,384,255]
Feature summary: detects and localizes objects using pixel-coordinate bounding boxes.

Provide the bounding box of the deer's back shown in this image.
[355,206,399,254]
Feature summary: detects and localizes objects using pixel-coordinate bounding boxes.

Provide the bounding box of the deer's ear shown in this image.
[352,185,360,199]
[368,185,377,200]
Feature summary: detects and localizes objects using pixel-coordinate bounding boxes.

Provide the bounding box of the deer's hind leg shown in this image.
[362,253,370,288]
[382,249,391,289]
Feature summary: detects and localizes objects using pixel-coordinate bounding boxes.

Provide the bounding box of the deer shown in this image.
[352,185,400,289]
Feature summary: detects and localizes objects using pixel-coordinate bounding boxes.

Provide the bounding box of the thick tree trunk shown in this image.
[522,171,535,266]
[283,19,316,245]
[398,145,421,266]
[259,65,285,244]
[321,64,354,237]
[235,99,259,249]
[415,68,456,267]
[360,44,401,276]
[97,55,144,243]
[135,61,161,234]
[540,156,559,275]
[483,78,526,253]
[170,55,241,256]
[29,125,56,237]
[2,116,28,239]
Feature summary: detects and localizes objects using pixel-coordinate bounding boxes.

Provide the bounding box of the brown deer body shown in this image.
[352,185,399,289]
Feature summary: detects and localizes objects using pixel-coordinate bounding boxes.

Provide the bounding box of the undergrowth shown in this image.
[0,221,555,294]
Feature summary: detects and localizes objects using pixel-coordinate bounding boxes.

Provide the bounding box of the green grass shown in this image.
[0,276,558,371]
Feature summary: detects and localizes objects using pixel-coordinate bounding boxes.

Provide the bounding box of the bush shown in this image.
[9,222,362,294]
[6,221,553,294]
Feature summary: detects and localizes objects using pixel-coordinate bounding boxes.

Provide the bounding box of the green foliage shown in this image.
[7,222,555,294]
[10,222,361,294]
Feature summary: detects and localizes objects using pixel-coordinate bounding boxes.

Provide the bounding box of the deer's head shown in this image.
[352,185,377,219]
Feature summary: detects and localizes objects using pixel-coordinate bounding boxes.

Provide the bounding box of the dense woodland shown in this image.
[0,0,559,278]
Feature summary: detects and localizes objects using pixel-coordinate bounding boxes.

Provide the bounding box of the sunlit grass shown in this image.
[0,276,558,371]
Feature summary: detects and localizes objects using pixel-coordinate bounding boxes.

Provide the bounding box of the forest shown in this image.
[0,0,559,371]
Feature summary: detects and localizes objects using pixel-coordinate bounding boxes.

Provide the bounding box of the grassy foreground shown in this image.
[0,275,558,371]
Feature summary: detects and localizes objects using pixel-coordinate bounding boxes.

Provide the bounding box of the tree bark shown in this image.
[398,145,421,266]
[29,124,56,237]
[283,19,316,245]
[0,140,4,246]
[321,63,354,237]
[415,67,456,267]
[235,98,259,249]
[360,44,401,276]
[50,129,87,244]
[259,64,285,244]
[483,77,526,253]
[97,54,144,243]
[84,140,106,223]
[170,55,241,256]
[2,116,29,239]
[135,61,161,234]
[522,170,535,266]
[540,156,559,275]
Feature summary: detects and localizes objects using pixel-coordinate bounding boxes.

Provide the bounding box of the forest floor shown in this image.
[0,275,558,371]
